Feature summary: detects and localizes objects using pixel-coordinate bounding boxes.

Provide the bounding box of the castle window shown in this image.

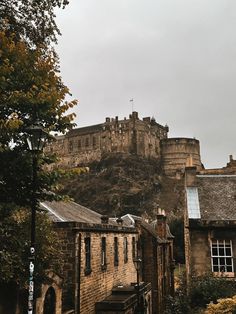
[93,136,96,147]
[85,137,89,147]
[85,237,92,275]
[211,240,234,275]
[124,237,128,263]
[114,237,119,266]
[68,140,73,152]
[101,237,107,270]
[78,139,81,149]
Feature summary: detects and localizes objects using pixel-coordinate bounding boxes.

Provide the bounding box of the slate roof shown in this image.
[195,175,236,221]
[121,214,173,242]
[40,201,102,224]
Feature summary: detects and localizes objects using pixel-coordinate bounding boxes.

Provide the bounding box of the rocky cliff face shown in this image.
[60,153,185,220]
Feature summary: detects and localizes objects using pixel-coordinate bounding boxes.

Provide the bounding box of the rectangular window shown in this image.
[85,137,89,147]
[93,136,96,147]
[211,240,234,274]
[101,237,107,270]
[78,139,81,149]
[124,237,128,263]
[68,140,73,152]
[114,237,119,266]
[132,237,136,260]
[85,237,91,275]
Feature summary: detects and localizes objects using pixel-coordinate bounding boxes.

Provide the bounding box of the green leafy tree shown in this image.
[0,29,77,203]
[0,205,61,285]
[0,0,69,46]
[0,14,77,294]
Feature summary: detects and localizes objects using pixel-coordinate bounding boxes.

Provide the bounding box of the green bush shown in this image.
[189,274,236,308]
[165,273,236,314]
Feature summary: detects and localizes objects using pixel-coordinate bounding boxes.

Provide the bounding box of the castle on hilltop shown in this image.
[46,111,202,176]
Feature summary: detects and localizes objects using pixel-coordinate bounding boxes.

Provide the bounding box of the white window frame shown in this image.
[211,239,234,277]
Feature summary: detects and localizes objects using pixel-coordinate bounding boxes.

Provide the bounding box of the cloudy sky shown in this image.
[55,0,236,168]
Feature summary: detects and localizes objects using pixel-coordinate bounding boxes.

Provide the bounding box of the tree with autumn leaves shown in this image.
[0,0,77,297]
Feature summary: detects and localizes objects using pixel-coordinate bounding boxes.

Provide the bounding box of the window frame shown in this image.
[101,237,107,271]
[132,237,136,260]
[211,239,234,277]
[114,237,119,266]
[124,237,128,263]
[84,237,92,275]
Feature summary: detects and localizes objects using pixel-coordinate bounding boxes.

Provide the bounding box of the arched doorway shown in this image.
[43,287,56,314]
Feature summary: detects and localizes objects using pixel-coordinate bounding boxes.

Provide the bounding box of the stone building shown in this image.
[42,201,149,314]
[122,211,175,314]
[46,111,202,176]
[40,201,174,314]
[184,167,236,282]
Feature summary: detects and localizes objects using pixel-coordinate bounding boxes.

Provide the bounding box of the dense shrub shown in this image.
[189,274,236,308]
[165,273,236,314]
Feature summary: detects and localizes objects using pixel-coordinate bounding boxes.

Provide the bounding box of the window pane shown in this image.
[225,248,231,256]
[114,237,119,266]
[226,258,232,266]
[219,248,224,256]
[85,237,91,272]
[101,237,106,267]
[212,248,218,256]
[213,265,219,272]
[226,266,233,272]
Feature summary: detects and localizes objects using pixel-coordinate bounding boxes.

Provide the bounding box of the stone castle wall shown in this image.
[161,138,202,176]
[46,112,202,176]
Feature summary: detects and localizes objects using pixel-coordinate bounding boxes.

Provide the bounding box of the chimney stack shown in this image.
[185,166,197,187]
[156,207,167,239]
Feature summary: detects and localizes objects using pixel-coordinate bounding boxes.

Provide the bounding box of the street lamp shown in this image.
[25,122,51,314]
[133,257,142,314]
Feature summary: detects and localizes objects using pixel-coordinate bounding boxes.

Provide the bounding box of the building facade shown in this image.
[122,211,175,314]
[184,167,236,282]
[46,111,202,177]
[42,201,149,314]
[40,201,175,314]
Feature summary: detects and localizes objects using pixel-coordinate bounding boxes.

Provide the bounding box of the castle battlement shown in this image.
[46,111,202,176]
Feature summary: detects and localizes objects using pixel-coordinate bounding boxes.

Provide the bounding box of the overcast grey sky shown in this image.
[55,0,236,169]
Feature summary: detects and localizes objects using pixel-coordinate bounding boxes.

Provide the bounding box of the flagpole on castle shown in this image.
[130,98,134,112]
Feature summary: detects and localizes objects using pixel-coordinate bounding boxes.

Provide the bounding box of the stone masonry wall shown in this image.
[45,112,169,168]
[55,222,138,314]
[161,138,202,177]
[79,230,138,314]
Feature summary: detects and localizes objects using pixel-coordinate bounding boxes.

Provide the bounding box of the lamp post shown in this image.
[133,257,142,314]
[25,122,50,314]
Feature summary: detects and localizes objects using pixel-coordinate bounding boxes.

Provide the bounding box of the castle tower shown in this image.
[160,138,202,177]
